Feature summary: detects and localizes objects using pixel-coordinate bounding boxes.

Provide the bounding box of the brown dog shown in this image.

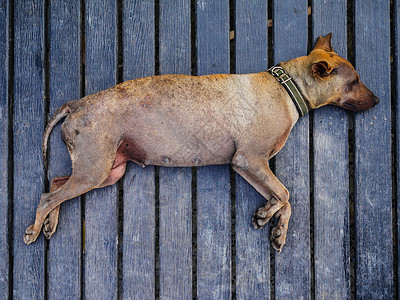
[24,33,378,251]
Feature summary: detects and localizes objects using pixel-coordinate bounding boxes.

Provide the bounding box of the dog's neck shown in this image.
[279,56,324,110]
[268,65,310,117]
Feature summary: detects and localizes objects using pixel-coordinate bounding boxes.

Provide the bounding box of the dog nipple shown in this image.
[193,157,201,165]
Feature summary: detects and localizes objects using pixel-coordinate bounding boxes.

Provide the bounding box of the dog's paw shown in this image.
[43,216,57,240]
[270,225,287,252]
[252,207,271,229]
[23,225,39,245]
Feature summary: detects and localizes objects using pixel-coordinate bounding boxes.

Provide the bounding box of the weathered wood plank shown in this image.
[0,0,9,297]
[122,1,156,298]
[273,1,311,298]
[47,2,81,299]
[159,168,192,297]
[13,1,45,299]
[158,1,192,298]
[235,0,267,74]
[312,1,350,299]
[397,0,400,295]
[234,0,270,298]
[354,1,393,298]
[84,1,118,298]
[196,1,231,298]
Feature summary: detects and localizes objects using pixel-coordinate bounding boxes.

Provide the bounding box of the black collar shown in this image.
[267,65,310,117]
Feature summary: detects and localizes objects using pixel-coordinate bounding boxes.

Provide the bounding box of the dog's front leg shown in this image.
[232,152,291,252]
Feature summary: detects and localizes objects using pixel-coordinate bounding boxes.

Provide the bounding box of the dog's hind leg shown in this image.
[232,151,290,252]
[43,176,70,239]
[24,176,103,245]
[42,162,127,240]
[23,146,120,245]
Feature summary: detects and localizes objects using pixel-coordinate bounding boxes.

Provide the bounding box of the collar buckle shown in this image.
[267,65,310,117]
[268,66,291,84]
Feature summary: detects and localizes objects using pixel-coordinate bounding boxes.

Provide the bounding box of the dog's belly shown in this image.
[117,123,236,168]
[112,86,239,167]
[146,141,235,167]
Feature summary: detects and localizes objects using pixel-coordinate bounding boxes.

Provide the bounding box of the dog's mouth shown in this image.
[342,102,356,110]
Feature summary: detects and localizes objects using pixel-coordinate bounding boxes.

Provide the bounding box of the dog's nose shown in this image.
[374,97,380,106]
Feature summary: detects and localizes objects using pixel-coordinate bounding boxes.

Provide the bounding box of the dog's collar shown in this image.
[267,65,310,117]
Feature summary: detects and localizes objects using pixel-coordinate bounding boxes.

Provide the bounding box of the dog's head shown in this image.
[305,33,379,111]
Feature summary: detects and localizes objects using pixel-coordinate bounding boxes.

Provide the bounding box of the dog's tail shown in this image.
[42,101,74,171]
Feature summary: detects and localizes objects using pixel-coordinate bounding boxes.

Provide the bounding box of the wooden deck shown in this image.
[0,0,398,299]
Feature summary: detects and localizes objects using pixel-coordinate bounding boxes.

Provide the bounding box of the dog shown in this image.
[23,33,378,252]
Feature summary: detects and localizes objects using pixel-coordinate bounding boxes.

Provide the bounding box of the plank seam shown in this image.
[117,182,123,300]
[154,2,160,297]
[116,1,124,299]
[390,0,399,298]
[268,1,275,299]
[346,0,357,298]
[43,0,50,298]
[43,0,50,184]
[191,167,197,299]
[80,0,86,298]
[154,0,160,76]
[229,0,236,298]
[190,1,198,297]
[307,1,315,299]
[7,0,14,298]
[154,165,160,299]
[117,0,123,84]
[191,0,197,76]
[230,167,236,299]
[229,0,235,75]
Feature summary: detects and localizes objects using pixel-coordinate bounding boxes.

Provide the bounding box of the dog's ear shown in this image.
[311,61,334,78]
[312,33,334,52]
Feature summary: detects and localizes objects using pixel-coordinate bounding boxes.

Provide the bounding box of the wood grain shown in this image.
[397,0,400,295]
[196,0,232,298]
[122,1,156,298]
[354,1,393,298]
[273,1,311,298]
[0,1,397,297]
[158,0,193,298]
[47,1,82,299]
[13,1,45,298]
[84,1,118,298]
[234,0,270,298]
[0,0,9,297]
[312,1,350,299]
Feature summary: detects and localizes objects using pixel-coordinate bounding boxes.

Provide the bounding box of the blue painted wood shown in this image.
[122,1,156,298]
[47,1,81,299]
[1,2,398,297]
[235,0,267,74]
[84,1,118,298]
[196,1,231,298]
[158,1,192,298]
[312,1,350,299]
[159,168,192,297]
[13,1,45,298]
[354,1,393,298]
[234,1,270,298]
[273,1,311,298]
[0,0,8,297]
[397,0,400,295]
